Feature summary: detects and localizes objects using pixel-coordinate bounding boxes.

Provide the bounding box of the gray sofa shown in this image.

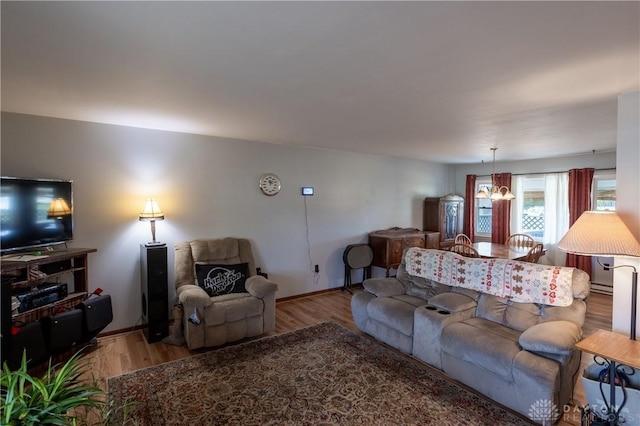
[352,248,590,424]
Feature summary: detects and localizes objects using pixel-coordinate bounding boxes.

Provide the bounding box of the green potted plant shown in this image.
[1,350,133,425]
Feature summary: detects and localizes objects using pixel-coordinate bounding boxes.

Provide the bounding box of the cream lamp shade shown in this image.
[47,198,72,218]
[557,211,640,257]
[138,198,165,221]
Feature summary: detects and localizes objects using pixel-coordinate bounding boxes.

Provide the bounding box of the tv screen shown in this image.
[0,177,74,253]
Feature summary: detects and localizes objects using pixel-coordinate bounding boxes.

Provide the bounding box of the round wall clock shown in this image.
[259,173,281,196]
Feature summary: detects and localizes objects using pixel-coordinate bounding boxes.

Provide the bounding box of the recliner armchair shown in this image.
[174,238,278,350]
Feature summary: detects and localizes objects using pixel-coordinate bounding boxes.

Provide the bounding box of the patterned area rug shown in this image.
[107,322,532,425]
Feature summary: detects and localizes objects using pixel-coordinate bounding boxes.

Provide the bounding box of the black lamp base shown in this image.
[145,242,166,247]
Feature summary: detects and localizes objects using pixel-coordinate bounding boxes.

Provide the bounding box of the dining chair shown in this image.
[454,233,472,245]
[524,243,544,263]
[505,233,536,249]
[448,243,480,258]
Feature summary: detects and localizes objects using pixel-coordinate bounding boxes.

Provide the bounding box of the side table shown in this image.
[575,329,640,425]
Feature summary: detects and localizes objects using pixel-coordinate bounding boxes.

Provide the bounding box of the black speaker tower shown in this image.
[140,244,168,343]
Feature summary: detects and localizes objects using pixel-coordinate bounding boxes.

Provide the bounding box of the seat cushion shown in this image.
[204,295,264,325]
[476,293,542,332]
[441,317,522,381]
[427,292,476,313]
[366,295,428,336]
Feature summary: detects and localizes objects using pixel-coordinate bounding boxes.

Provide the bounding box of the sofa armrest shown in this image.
[246,275,278,298]
[177,284,212,308]
[362,278,406,297]
[519,320,582,356]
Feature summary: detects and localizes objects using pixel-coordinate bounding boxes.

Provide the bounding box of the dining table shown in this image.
[472,242,531,261]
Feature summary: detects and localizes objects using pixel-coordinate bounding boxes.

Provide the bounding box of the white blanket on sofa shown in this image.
[404,248,575,307]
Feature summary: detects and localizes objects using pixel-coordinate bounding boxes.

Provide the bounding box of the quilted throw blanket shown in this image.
[404,248,575,307]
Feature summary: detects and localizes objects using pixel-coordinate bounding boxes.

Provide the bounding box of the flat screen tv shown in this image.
[0,177,74,254]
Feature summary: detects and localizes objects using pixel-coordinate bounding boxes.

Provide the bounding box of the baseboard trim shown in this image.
[276,285,361,303]
[100,286,362,337]
[98,324,146,338]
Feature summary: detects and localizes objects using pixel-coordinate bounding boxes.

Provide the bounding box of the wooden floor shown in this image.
[85,289,612,426]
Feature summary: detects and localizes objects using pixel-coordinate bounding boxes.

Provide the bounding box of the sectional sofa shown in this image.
[352,248,590,424]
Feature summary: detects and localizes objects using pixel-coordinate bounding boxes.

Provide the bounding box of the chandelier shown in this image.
[475,147,515,201]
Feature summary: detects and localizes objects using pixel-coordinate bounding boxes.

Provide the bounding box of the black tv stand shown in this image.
[1,248,97,369]
[1,243,70,260]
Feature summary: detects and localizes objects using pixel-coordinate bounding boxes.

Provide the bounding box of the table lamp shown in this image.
[557,211,640,340]
[47,198,72,218]
[139,198,165,246]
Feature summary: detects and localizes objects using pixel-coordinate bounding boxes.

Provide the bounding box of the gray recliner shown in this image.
[174,238,278,350]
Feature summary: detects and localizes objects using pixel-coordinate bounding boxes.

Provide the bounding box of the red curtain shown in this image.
[491,173,512,244]
[566,168,594,277]
[464,175,476,242]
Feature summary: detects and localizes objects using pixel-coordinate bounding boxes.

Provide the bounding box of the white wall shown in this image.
[613,90,640,337]
[1,112,452,332]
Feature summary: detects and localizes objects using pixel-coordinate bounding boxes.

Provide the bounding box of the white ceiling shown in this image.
[2,1,638,164]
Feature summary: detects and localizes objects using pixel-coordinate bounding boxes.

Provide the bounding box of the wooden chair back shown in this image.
[505,233,536,249]
[454,233,472,245]
[524,243,544,263]
[448,243,480,258]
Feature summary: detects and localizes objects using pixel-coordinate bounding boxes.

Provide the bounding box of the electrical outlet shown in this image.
[603,263,610,271]
[314,264,319,273]
[302,187,314,196]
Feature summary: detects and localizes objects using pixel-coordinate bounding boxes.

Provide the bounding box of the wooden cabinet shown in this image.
[424,231,440,250]
[0,248,96,366]
[369,228,440,276]
[423,194,464,248]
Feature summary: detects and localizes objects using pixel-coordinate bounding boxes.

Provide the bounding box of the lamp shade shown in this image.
[475,187,489,199]
[557,211,640,257]
[47,198,72,218]
[139,198,165,221]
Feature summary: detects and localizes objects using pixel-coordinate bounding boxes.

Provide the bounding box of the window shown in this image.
[592,172,616,211]
[474,179,492,237]
[478,176,546,240]
[520,177,545,240]
[511,173,569,250]
[590,171,615,292]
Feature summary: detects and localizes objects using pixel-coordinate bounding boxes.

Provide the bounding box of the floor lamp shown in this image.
[558,211,640,340]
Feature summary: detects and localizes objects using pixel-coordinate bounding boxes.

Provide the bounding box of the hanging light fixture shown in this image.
[475,147,515,201]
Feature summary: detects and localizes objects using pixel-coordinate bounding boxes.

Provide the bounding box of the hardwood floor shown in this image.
[85,289,612,425]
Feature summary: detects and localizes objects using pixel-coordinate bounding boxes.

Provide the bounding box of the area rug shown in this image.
[107,322,532,425]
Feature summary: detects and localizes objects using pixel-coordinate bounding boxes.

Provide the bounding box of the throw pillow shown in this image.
[195,263,249,297]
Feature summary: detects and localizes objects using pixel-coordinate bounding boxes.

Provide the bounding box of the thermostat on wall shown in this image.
[301,187,314,196]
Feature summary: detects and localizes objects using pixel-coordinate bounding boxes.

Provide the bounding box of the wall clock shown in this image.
[259,173,281,196]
